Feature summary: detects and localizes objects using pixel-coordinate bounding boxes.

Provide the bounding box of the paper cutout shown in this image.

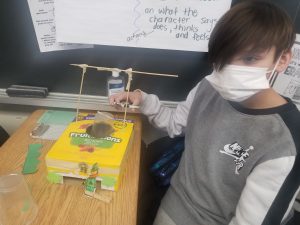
[38,110,76,125]
[46,172,63,184]
[22,144,43,174]
[31,124,68,141]
[31,110,76,140]
[84,163,99,192]
[30,123,50,137]
[83,163,112,202]
[101,177,116,188]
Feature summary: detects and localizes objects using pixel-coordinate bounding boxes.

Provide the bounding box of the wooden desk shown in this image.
[0,110,143,225]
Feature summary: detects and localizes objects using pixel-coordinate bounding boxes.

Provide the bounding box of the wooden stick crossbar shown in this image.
[70,64,178,78]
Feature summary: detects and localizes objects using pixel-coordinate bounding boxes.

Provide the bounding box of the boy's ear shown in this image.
[276,50,292,73]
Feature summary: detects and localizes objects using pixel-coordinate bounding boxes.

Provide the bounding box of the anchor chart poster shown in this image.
[54,0,232,52]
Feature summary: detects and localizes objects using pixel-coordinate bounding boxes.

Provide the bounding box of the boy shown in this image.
[109,1,300,224]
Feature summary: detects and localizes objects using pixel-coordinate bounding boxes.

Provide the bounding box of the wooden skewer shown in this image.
[76,66,87,121]
[122,68,133,126]
[70,64,178,77]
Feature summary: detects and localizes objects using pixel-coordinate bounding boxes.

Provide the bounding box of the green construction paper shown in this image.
[84,163,98,192]
[47,172,63,184]
[85,177,97,192]
[29,143,43,151]
[37,110,76,125]
[22,144,42,174]
[91,163,99,173]
[101,177,116,187]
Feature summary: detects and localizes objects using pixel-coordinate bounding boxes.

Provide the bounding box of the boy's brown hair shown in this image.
[208,0,296,71]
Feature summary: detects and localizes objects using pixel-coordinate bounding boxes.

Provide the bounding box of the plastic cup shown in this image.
[94,111,114,123]
[0,173,38,225]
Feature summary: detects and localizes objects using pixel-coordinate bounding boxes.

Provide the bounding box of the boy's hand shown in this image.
[109,90,142,106]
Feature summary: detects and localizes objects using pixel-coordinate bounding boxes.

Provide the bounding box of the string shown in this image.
[123,69,133,127]
[76,67,87,121]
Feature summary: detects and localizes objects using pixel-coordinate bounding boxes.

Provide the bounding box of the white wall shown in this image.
[0,104,37,135]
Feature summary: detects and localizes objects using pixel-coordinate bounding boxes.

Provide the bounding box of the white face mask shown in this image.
[205,56,281,102]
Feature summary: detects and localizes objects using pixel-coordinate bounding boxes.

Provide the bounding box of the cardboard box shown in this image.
[46,115,134,191]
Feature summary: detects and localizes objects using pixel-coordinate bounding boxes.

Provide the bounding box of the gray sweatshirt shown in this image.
[140,78,300,225]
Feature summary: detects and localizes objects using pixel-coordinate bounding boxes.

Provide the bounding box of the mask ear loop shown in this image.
[268,52,283,86]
